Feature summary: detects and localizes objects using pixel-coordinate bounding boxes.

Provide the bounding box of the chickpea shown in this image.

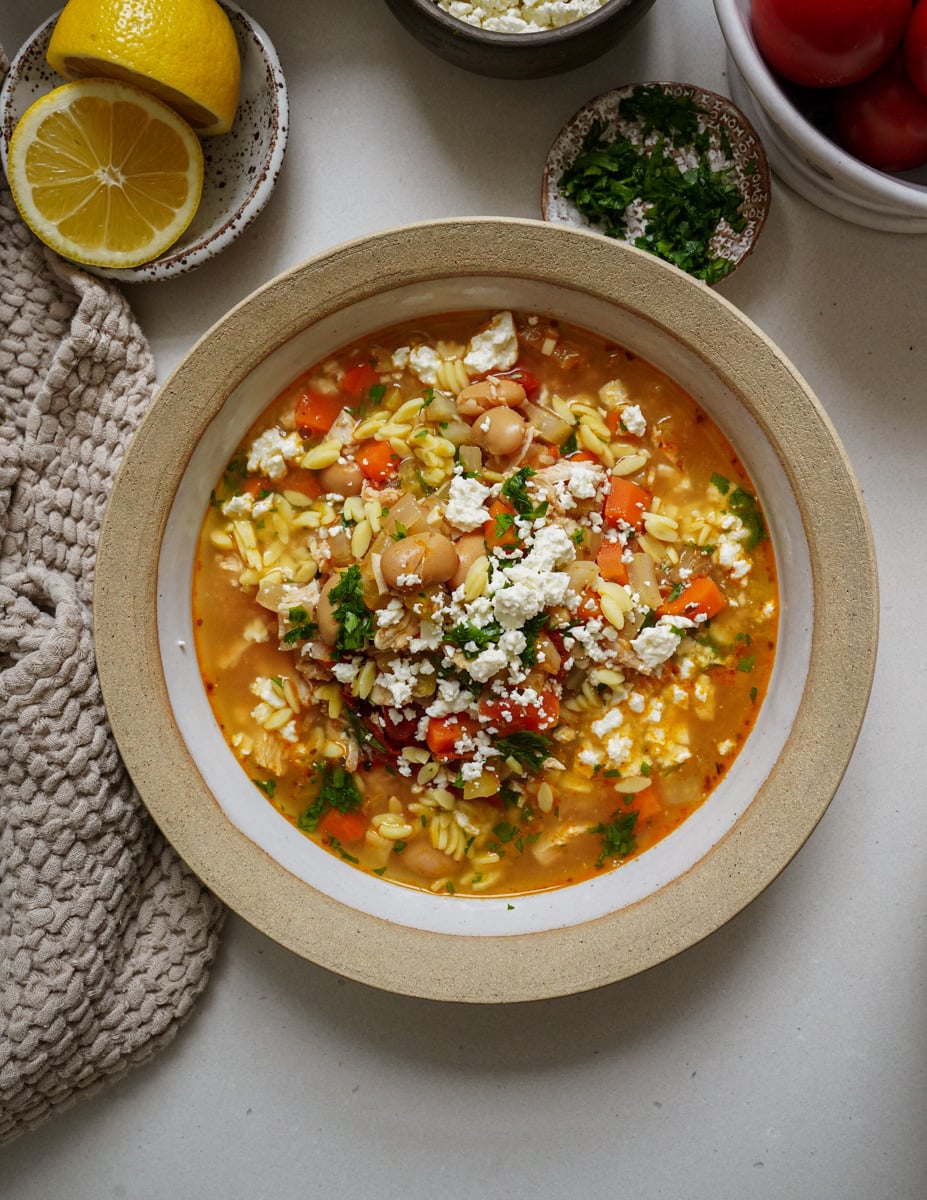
[315,573,341,645]
[317,459,363,496]
[457,376,527,416]
[380,531,457,590]
[449,532,486,591]
[399,838,458,880]
[470,405,527,458]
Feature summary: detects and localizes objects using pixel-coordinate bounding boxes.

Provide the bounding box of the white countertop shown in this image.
[3,1,925,1196]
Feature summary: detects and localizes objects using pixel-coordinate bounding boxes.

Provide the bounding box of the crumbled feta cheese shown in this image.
[247,428,303,480]
[631,616,694,670]
[392,346,410,370]
[243,618,270,644]
[627,691,646,713]
[252,496,274,518]
[566,460,604,500]
[463,311,518,375]
[446,473,492,531]
[396,573,422,588]
[605,735,633,765]
[222,493,253,517]
[620,404,647,437]
[440,2,611,35]
[408,345,442,385]
[591,709,624,739]
[376,597,406,628]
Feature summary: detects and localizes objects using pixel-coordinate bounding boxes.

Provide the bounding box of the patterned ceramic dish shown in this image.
[541,82,771,282]
[0,1,287,282]
[94,218,878,1002]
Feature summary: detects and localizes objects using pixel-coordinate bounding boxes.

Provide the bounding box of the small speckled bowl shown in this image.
[542,82,771,282]
[0,2,288,282]
[94,218,878,1003]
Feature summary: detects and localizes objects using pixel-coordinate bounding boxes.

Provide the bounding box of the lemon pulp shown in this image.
[8,79,205,269]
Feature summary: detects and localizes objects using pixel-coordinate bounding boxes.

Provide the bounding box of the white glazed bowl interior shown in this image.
[158,277,810,938]
[714,0,927,229]
[96,219,876,1001]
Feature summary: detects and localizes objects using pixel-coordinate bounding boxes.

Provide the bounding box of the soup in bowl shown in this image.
[95,218,877,1001]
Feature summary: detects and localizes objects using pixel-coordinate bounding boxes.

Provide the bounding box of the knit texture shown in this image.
[0,84,224,1141]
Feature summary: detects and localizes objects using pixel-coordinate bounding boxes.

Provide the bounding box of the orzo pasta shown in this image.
[193,310,778,897]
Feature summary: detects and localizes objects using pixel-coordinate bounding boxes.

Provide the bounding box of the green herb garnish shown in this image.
[282,605,319,644]
[590,810,638,866]
[501,467,548,520]
[496,731,552,774]
[727,487,766,549]
[328,564,374,656]
[297,763,362,833]
[557,85,747,284]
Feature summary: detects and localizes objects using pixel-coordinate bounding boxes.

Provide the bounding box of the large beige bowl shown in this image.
[95,218,877,1002]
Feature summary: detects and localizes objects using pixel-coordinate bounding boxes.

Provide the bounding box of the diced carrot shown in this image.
[595,539,629,584]
[357,440,400,482]
[483,498,520,552]
[241,475,272,497]
[658,575,727,621]
[605,408,645,436]
[426,715,478,761]
[277,468,323,499]
[564,450,600,464]
[602,476,651,530]
[632,785,662,824]
[340,362,380,398]
[295,389,346,437]
[318,809,368,844]
[481,688,560,732]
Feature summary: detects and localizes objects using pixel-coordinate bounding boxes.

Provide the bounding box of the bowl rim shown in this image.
[0,0,289,282]
[712,0,927,212]
[94,217,878,1003]
[388,0,639,44]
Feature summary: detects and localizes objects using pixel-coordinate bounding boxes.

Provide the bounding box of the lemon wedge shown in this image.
[46,0,241,137]
[7,79,205,269]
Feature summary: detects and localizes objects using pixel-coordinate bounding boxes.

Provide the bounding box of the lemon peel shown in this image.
[46,0,241,136]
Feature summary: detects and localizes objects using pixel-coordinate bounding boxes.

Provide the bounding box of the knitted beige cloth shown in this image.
[0,101,224,1140]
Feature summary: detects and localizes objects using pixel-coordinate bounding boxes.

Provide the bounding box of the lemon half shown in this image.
[8,79,205,269]
[46,0,241,137]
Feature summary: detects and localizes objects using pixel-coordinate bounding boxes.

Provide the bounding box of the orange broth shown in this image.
[193,310,778,897]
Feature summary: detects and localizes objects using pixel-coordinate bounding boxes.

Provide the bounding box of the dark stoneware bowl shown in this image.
[382,0,658,79]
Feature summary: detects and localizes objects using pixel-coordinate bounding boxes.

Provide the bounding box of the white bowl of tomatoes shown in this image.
[714,0,927,232]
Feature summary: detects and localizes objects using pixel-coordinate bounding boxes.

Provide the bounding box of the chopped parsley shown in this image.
[297,763,362,833]
[328,564,374,656]
[282,605,319,645]
[711,472,731,494]
[501,467,549,520]
[496,731,551,774]
[254,778,277,798]
[444,620,503,658]
[590,810,638,866]
[727,487,766,549]
[557,85,748,284]
[561,429,579,456]
[519,613,550,668]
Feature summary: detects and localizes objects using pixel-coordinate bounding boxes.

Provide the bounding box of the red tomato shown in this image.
[751,0,911,88]
[834,53,927,171]
[904,0,927,100]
